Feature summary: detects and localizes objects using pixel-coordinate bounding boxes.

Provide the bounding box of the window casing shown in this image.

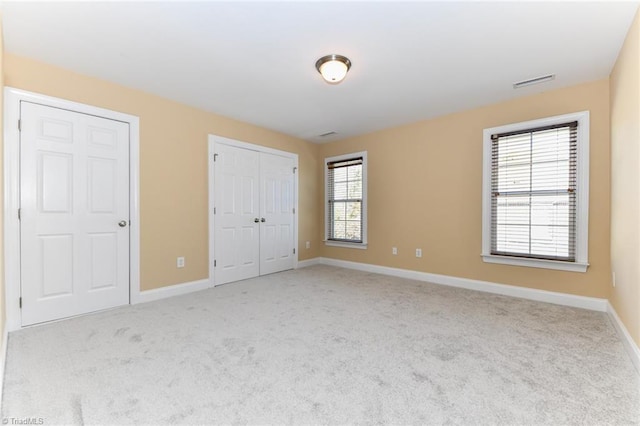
[325,152,367,248]
[482,112,589,272]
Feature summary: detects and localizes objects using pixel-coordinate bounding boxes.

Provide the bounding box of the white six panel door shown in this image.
[214,143,295,284]
[214,144,261,285]
[20,102,130,326]
[260,153,295,275]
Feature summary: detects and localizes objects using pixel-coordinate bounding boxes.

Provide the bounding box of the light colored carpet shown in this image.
[2,265,639,425]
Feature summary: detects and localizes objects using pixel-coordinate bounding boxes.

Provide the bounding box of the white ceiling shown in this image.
[2,1,638,143]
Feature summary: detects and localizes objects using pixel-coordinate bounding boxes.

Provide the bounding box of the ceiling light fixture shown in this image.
[315,54,352,84]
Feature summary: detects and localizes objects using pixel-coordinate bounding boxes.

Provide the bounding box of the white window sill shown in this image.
[325,241,368,250]
[482,254,588,273]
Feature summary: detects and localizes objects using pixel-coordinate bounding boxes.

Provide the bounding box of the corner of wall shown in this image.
[609,7,640,349]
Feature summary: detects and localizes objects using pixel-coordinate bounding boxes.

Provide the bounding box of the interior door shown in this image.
[260,153,295,275]
[214,143,261,285]
[20,101,130,326]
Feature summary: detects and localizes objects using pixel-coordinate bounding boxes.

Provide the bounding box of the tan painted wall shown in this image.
[319,79,611,299]
[0,14,5,339]
[610,10,640,347]
[3,54,320,291]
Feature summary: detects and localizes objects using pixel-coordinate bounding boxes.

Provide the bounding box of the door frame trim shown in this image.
[3,87,141,331]
[208,135,299,287]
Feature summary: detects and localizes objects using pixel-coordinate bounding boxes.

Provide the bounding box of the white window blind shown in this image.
[327,157,363,242]
[491,121,577,261]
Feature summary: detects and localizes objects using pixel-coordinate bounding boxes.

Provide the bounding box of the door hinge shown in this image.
[18,208,21,220]
[213,207,216,214]
[293,248,296,254]
[292,208,295,214]
[18,119,21,132]
[214,153,218,162]
[19,297,22,309]
[214,260,217,267]
[293,167,297,174]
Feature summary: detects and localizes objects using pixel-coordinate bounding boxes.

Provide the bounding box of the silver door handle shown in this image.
[118,220,128,227]
[254,218,260,223]
[261,218,266,222]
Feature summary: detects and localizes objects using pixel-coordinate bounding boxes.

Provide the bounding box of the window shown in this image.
[325,152,367,248]
[482,112,589,272]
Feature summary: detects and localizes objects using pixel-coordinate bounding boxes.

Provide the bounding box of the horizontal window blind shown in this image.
[491,121,577,261]
[327,157,363,242]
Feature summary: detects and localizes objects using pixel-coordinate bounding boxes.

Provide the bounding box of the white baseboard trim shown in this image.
[317,257,608,312]
[136,278,211,304]
[297,257,322,268]
[0,325,9,406]
[606,301,640,374]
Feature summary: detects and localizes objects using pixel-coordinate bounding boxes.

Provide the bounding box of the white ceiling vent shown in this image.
[513,74,555,89]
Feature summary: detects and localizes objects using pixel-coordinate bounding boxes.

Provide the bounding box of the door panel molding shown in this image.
[3,87,141,331]
[208,135,299,286]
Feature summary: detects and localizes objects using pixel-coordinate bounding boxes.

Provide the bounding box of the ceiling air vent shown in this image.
[319,131,337,137]
[513,74,555,89]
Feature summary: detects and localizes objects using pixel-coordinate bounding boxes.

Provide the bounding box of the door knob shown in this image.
[261,218,266,222]
[254,218,260,223]
[118,220,128,227]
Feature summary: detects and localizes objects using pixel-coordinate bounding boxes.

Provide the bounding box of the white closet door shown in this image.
[213,143,296,285]
[259,153,295,275]
[214,144,261,285]
[20,102,130,326]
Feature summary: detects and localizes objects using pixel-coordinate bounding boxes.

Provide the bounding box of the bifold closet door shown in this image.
[214,144,295,285]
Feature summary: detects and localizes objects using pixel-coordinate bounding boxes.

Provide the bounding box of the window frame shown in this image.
[324,151,368,249]
[481,111,590,272]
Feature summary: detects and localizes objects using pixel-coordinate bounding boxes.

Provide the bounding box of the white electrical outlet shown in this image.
[392,247,398,255]
[306,241,311,249]
[416,248,422,258]
[177,257,185,268]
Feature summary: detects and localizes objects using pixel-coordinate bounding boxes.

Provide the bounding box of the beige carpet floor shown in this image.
[2,265,639,425]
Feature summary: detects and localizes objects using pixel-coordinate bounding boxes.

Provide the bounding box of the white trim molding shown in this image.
[481,111,590,273]
[3,87,141,331]
[606,302,640,374]
[137,279,211,304]
[482,254,589,273]
[315,257,607,311]
[324,151,368,249]
[324,241,368,250]
[296,257,322,268]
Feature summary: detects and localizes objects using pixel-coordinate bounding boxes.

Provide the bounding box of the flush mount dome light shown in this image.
[315,54,352,84]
